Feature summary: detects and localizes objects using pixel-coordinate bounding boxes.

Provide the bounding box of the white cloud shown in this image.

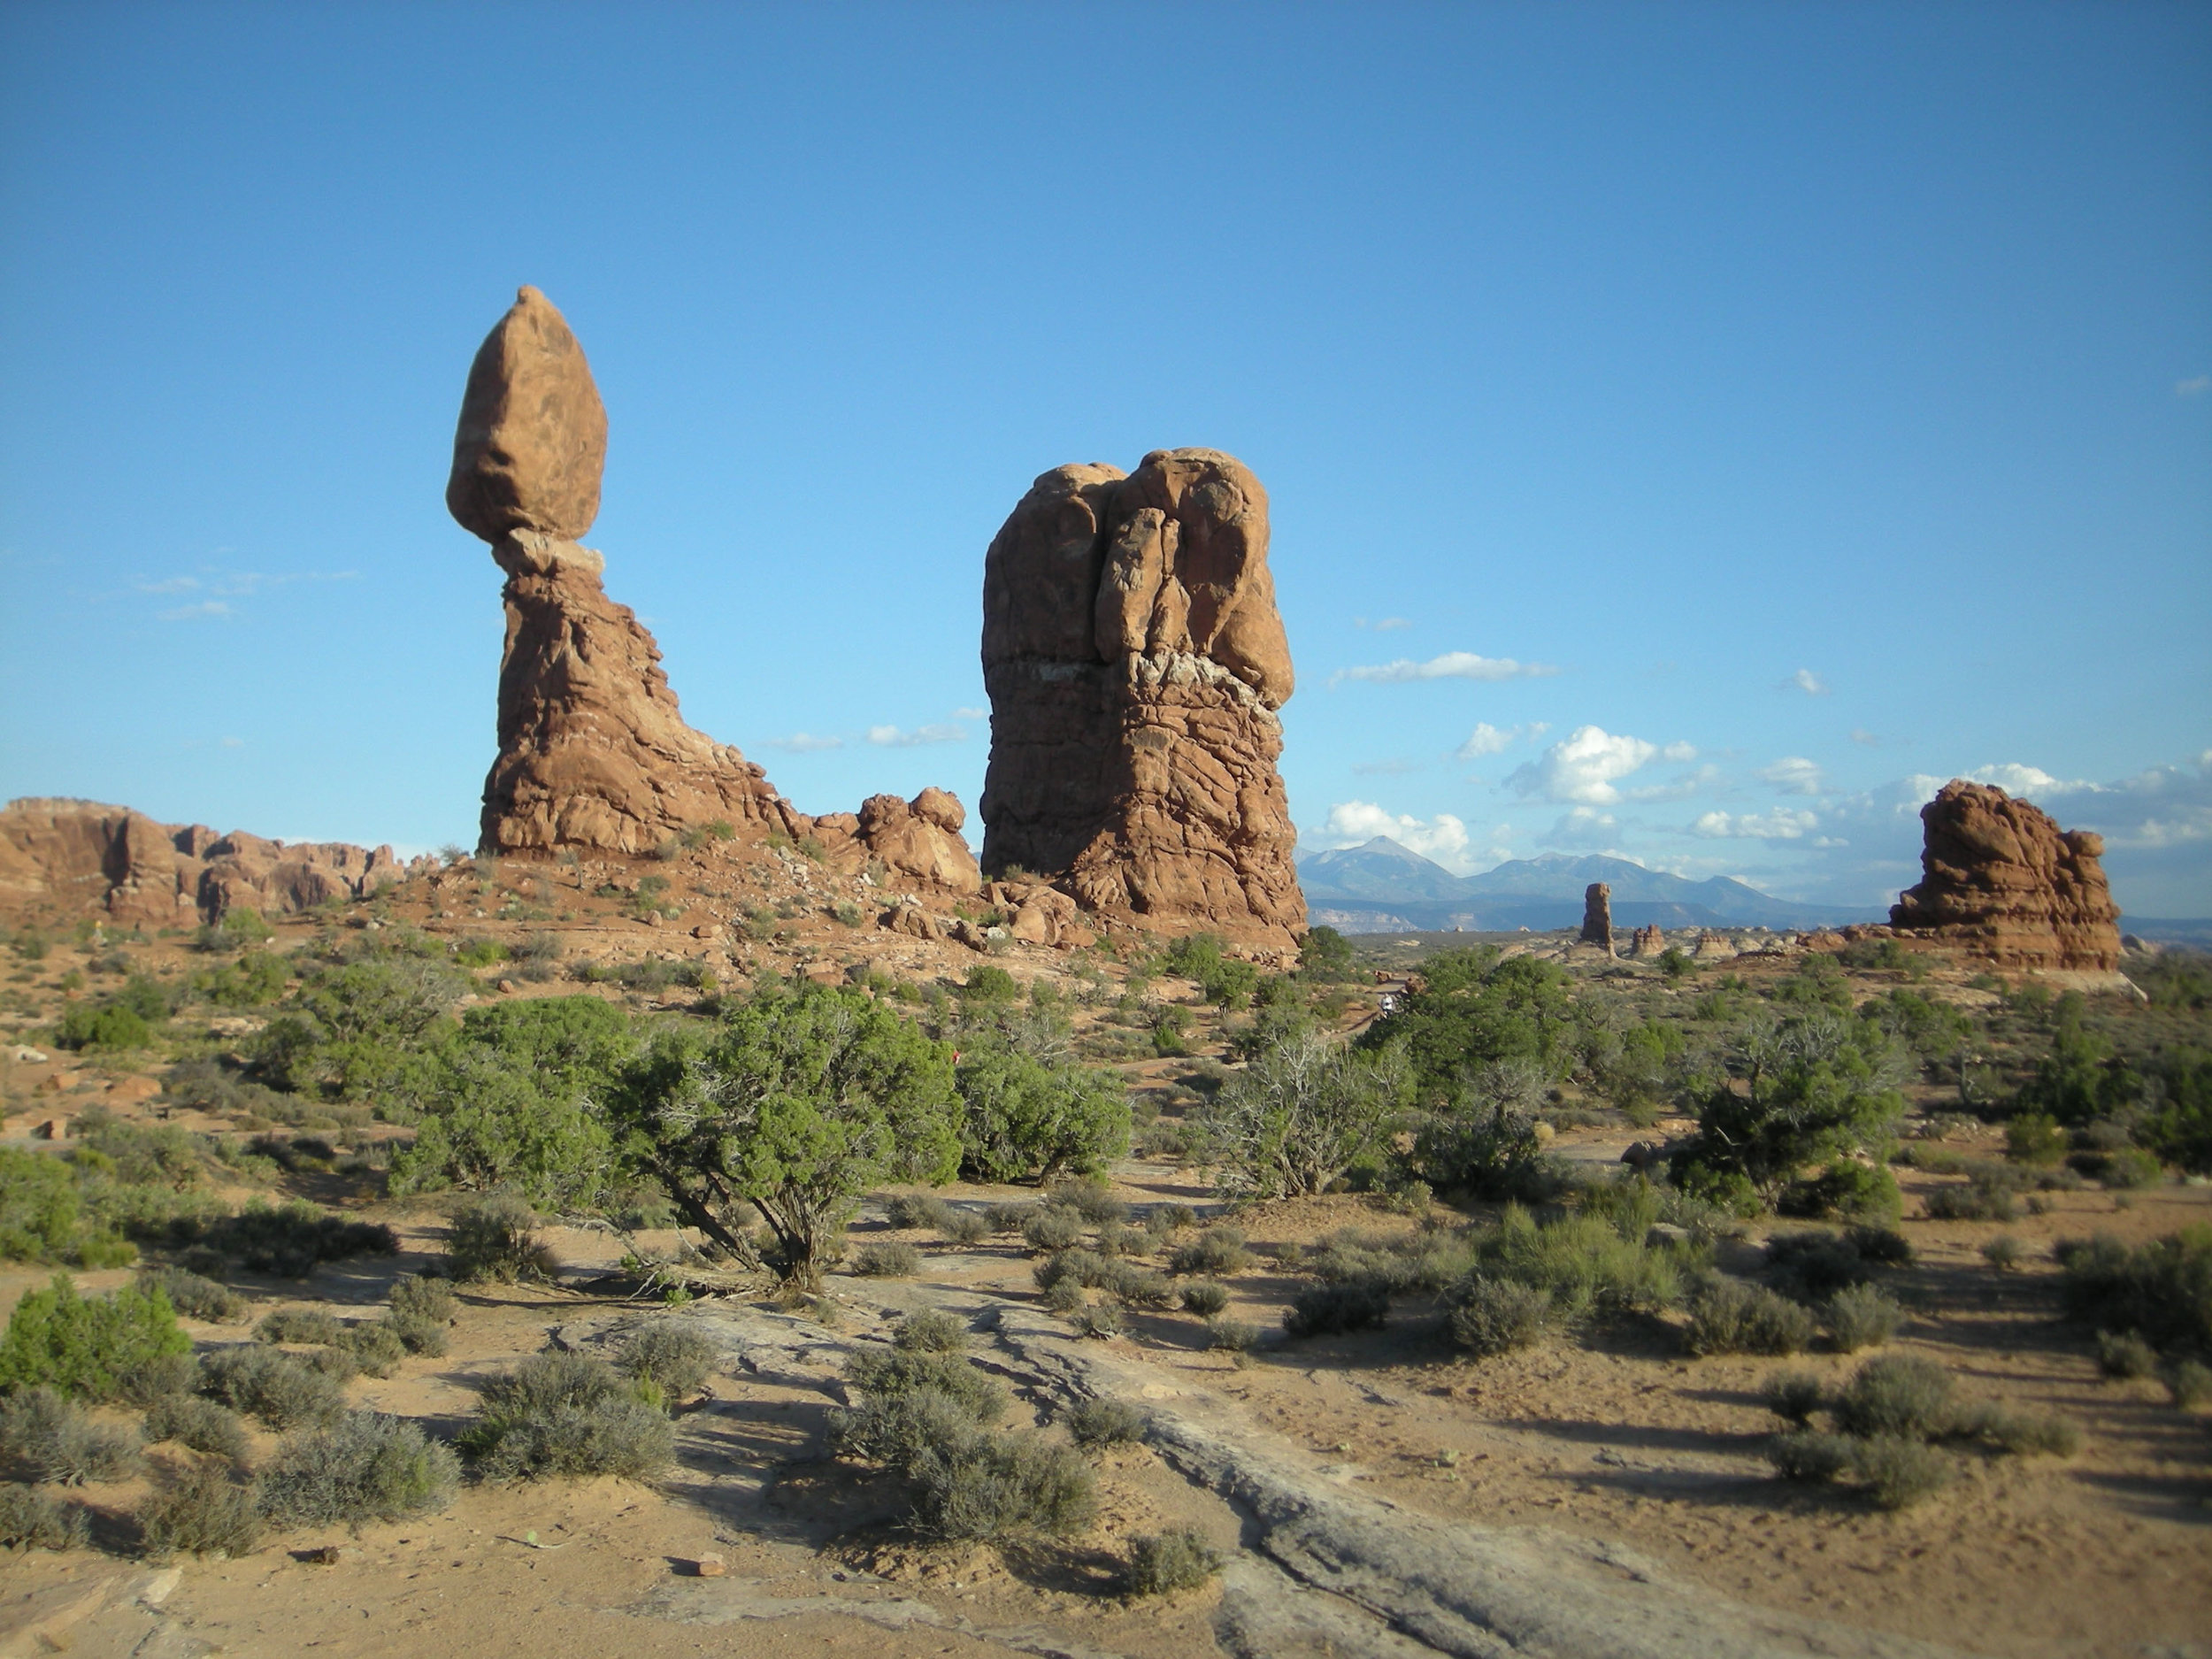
[1310,801,1475,872]
[159,601,231,621]
[1506,725,1665,804]
[1850,727,1881,747]
[1540,807,1620,849]
[1786,668,1830,695]
[1333,651,1558,687]
[220,736,244,749]
[1691,808,1821,841]
[867,723,966,747]
[2177,375,2210,397]
[1455,721,1552,760]
[1355,617,1411,631]
[1759,756,1826,795]
[1624,763,1721,803]
[764,733,845,753]
[952,707,987,720]
[1662,741,1699,763]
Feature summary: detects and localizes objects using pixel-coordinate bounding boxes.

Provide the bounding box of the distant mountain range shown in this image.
[1298,839,1886,933]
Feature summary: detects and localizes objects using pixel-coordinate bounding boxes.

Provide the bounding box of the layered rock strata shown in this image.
[0,798,410,926]
[449,287,979,891]
[1578,883,1614,952]
[1890,780,2122,970]
[1629,923,1663,958]
[979,450,1301,945]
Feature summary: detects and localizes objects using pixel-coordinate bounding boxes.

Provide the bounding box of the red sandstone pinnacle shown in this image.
[1889,780,2121,971]
[1578,883,1614,952]
[979,449,1302,947]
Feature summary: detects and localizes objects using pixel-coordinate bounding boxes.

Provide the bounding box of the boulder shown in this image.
[1890,780,2122,970]
[447,285,609,544]
[979,449,1302,947]
[855,793,982,895]
[1578,883,1614,953]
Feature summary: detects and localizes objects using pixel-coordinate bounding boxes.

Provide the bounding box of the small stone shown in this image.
[692,1554,726,1578]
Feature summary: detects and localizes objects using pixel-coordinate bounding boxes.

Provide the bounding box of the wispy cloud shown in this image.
[135,566,359,619]
[1759,756,1826,795]
[952,707,988,720]
[1784,668,1829,695]
[763,733,846,753]
[159,600,233,621]
[1850,728,1883,747]
[1455,720,1549,760]
[867,723,967,747]
[1355,617,1410,631]
[1351,758,1420,776]
[1691,807,1821,841]
[2177,374,2209,397]
[1333,651,1558,687]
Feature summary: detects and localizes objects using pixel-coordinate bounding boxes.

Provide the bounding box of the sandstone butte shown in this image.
[446,286,982,902]
[0,798,413,926]
[979,450,1303,949]
[1888,779,2123,971]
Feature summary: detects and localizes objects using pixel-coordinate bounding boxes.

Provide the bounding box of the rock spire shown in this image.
[1578,883,1614,952]
[979,449,1302,946]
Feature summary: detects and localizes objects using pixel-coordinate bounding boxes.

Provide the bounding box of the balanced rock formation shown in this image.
[1890,780,2122,970]
[450,288,795,857]
[0,799,410,926]
[979,450,1300,945]
[1578,883,1614,952]
[448,288,980,894]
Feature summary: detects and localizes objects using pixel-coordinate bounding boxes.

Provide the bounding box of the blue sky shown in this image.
[3,2,2207,916]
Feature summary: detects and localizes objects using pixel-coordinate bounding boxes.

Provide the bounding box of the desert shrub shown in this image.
[1103,1263,1173,1307]
[2005,1113,2069,1167]
[198,1345,344,1430]
[884,1192,951,1231]
[846,1349,1006,1424]
[1763,1231,1878,1301]
[2095,1329,2159,1379]
[1071,1302,1125,1339]
[1923,1165,2024,1222]
[140,1463,264,1557]
[1951,1402,2080,1456]
[338,1321,407,1379]
[460,1353,675,1481]
[447,1194,555,1283]
[0,1386,140,1483]
[0,1483,88,1550]
[1023,1208,1086,1253]
[1179,1280,1231,1317]
[1040,1278,1085,1315]
[0,1148,133,1266]
[2057,1227,2212,1360]
[118,1349,198,1407]
[956,1044,1131,1184]
[1823,1285,1903,1354]
[1765,1371,1825,1424]
[1764,1429,1854,1483]
[258,1411,460,1527]
[1198,1033,1406,1200]
[852,1241,920,1278]
[893,1310,968,1355]
[1980,1234,2024,1271]
[386,1273,456,1357]
[143,1394,250,1462]
[136,1266,244,1324]
[1033,1248,1111,1294]
[1169,1226,1251,1278]
[604,984,961,1286]
[2164,1359,2212,1409]
[828,1387,987,1468]
[618,1323,719,1397]
[936,1208,989,1246]
[1852,1434,1954,1509]
[1046,1179,1127,1225]
[962,965,1019,1003]
[1685,1278,1815,1356]
[1474,1208,1686,1320]
[1125,1526,1220,1595]
[910,1430,1097,1541]
[258,1308,342,1347]
[1778,1163,1902,1229]
[1284,1279,1390,1340]
[1833,1355,1952,1439]
[1447,1276,1553,1357]
[0,1274,190,1401]
[1203,1315,1258,1351]
[1065,1396,1148,1447]
[1403,1064,1563,1205]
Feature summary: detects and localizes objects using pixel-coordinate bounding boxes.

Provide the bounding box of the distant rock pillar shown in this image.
[1579,882,1615,953]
